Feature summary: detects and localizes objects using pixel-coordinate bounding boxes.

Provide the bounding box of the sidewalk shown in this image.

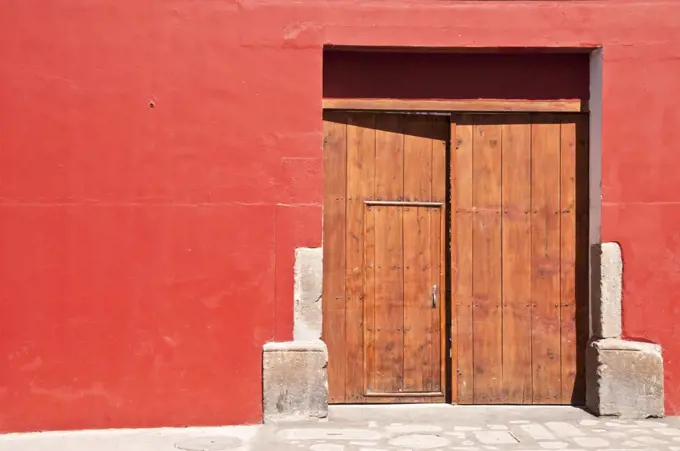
[1,405,679,451]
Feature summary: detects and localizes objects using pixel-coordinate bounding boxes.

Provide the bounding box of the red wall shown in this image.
[1,0,680,432]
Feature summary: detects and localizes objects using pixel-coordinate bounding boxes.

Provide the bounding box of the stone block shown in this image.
[586,338,664,418]
[263,341,328,423]
[294,247,323,341]
[592,242,622,339]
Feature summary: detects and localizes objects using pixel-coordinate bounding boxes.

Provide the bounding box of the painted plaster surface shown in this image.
[3,406,680,451]
[2,0,680,431]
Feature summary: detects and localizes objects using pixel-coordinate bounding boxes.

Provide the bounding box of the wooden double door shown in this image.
[322,111,588,405]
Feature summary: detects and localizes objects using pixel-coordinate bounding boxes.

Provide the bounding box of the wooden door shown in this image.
[323,111,448,403]
[452,113,589,405]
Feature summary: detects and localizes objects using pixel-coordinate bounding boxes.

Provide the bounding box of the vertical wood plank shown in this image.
[402,116,433,393]
[402,205,431,392]
[429,206,443,392]
[431,117,448,395]
[573,115,590,405]
[449,119,458,402]
[471,116,503,404]
[501,115,533,404]
[372,113,405,393]
[454,117,474,404]
[530,115,563,404]
[363,197,377,395]
[322,111,347,403]
[560,119,577,404]
[345,112,375,401]
[431,117,448,205]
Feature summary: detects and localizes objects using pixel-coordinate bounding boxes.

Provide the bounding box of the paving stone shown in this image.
[546,422,584,438]
[579,420,599,427]
[278,428,382,441]
[388,434,449,449]
[521,424,556,440]
[386,424,443,435]
[626,428,654,435]
[595,449,644,451]
[444,432,466,438]
[11,405,680,451]
[310,445,344,451]
[473,431,519,445]
[655,427,680,436]
[635,420,667,428]
[572,437,609,448]
[632,435,668,445]
[174,437,243,451]
[604,432,627,439]
[537,441,569,449]
[605,422,637,428]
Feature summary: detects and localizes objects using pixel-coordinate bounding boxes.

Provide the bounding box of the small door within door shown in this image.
[322,112,449,403]
[364,201,443,397]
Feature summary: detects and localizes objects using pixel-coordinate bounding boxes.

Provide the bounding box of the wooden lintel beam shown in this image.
[322,98,585,113]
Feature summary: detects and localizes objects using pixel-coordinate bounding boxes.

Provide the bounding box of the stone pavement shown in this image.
[2,405,680,451]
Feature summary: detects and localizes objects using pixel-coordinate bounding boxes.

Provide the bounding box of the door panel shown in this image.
[452,113,589,405]
[364,204,443,396]
[323,112,448,403]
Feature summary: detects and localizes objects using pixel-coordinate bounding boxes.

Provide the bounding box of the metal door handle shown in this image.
[432,284,438,308]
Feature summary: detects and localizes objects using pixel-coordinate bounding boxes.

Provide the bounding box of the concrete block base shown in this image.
[586,338,664,418]
[262,341,328,423]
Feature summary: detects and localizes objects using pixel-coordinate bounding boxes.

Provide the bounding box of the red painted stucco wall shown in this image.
[1,0,679,432]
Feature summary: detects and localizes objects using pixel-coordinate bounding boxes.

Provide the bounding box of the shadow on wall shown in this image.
[323,49,590,102]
